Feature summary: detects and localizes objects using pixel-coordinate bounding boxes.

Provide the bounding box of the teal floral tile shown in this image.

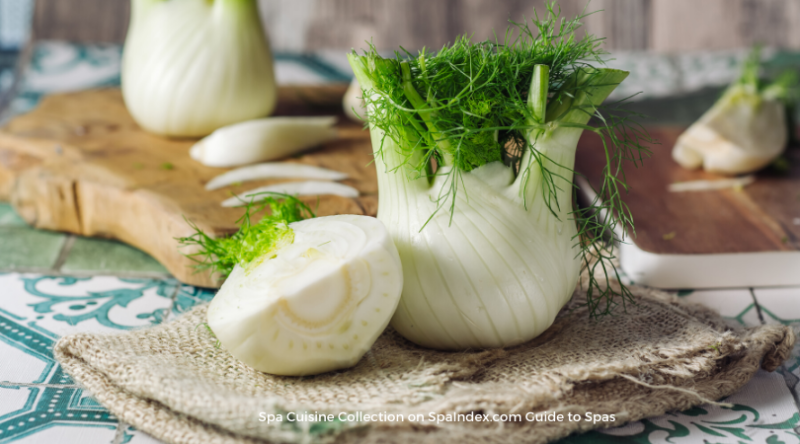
[588,370,800,444]
[753,287,800,412]
[60,237,169,276]
[0,226,65,270]
[0,274,175,336]
[0,272,213,444]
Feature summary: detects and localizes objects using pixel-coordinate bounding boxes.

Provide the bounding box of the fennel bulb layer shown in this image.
[207,214,403,376]
[122,0,277,137]
[190,117,338,167]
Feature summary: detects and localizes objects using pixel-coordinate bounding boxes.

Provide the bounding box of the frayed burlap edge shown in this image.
[54,286,795,444]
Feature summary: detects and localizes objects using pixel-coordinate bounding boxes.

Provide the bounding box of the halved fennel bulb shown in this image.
[672,83,787,174]
[122,0,277,137]
[672,49,793,175]
[207,215,403,376]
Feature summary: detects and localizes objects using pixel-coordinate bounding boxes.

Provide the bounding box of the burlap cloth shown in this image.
[54,281,794,444]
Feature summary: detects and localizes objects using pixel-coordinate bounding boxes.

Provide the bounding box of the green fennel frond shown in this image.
[352,2,654,317]
[177,194,315,277]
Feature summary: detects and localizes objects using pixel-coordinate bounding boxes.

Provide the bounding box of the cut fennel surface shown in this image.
[207,214,402,376]
[672,50,794,175]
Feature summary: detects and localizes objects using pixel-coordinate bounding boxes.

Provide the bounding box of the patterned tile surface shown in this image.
[1,42,799,444]
[0,273,214,444]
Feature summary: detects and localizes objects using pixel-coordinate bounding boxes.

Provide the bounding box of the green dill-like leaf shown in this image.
[177,193,315,277]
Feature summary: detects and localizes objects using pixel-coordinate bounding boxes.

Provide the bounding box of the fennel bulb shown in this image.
[181,197,403,376]
[190,117,338,167]
[672,50,794,174]
[122,0,277,137]
[349,8,644,350]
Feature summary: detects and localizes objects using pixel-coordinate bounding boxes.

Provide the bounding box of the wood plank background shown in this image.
[28,0,800,52]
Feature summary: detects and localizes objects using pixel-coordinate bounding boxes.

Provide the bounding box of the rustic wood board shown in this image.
[0,87,375,288]
[575,127,800,288]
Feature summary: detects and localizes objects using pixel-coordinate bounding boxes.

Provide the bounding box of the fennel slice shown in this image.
[222,181,359,207]
[206,163,348,190]
[668,175,755,192]
[190,116,339,168]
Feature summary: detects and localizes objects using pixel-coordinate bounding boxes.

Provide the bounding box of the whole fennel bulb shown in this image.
[122,0,277,137]
[349,9,644,350]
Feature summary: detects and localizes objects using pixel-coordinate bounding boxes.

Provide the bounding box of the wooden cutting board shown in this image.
[575,128,800,288]
[0,87,375,288]
[2,90,797,289]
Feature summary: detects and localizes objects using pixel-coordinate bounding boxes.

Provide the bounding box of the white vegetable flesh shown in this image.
[668,176,755,193]
[190,117,339,167]
[207,214,403,376]
[343,78,367,122]
[221,181,359,207]
[205,163,348,190]
[672,84,787,175]
[373,125,582,350]
[122,0,277,137]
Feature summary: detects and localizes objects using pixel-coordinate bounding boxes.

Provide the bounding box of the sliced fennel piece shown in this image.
[672,86,786,174]
[668,176,754,193]
[122,0,276,137]
[221,181,359,207]
[672,50,791,175]
[207,214,403,376]
[190,117,339,168]
[205,163,348,190]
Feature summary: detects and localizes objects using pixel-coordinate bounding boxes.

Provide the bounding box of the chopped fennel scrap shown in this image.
[190,117,339,168]
[205,163,348,190]
[221,181,359,207]
[672,49,795,175]
[668,176,755,193]
[179,196,403,376]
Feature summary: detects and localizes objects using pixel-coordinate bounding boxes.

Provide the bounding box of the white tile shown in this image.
[10,423,117,444]
[0,386,36,419]
[679,289,761,327]
[753,287,800,326]
[0,336,49,383]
